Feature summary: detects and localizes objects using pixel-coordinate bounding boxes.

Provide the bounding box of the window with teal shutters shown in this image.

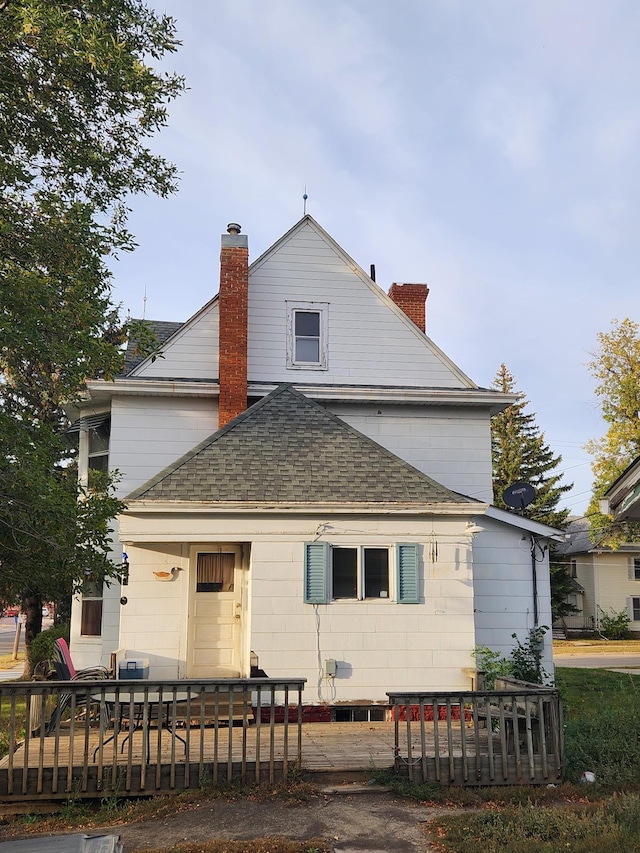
[397,543,419,603]
[304,542,329,604]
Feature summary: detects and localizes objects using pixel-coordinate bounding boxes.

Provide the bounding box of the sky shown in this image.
[109,0,640,519]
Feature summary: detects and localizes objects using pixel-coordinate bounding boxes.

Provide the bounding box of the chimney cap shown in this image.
[227,223,242,235]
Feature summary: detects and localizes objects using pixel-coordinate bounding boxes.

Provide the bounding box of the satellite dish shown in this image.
[502,481,536,510]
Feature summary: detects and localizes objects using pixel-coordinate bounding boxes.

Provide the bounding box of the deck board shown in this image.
[0,721,492,772]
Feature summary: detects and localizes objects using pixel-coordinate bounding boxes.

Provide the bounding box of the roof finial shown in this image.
[142,283,147,320]
[303,185,308,215]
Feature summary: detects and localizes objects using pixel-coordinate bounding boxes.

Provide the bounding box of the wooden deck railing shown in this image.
[0,678,305,802]
[387,682,564,786]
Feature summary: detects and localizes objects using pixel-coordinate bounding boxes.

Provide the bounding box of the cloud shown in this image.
[595,112,640,164]
[470,81,553,170]
[567,197,629,250]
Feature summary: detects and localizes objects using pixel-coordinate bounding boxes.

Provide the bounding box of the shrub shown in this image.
[598,607,631,640]
[28,622,69,676]
[472,627,548,689]
[510,626,548,684]
[471,646,513,689]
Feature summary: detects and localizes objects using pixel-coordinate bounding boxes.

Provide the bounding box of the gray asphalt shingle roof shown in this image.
[556,517,640,555]
[127,384,475,506]
[121,320,184,375]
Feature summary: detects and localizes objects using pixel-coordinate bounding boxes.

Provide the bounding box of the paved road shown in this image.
[0,619,23,657]
[554,652,640,669]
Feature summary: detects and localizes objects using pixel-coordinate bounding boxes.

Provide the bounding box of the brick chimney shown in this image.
[388,283,429,332]
[218,223,249,428]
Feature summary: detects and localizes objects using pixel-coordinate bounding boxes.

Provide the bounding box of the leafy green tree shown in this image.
[491,364,572,529]
[585,319,640,544]
[0,0,184,664]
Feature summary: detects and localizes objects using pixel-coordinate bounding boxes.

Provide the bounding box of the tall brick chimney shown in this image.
[218,223,249,428]
[388,283,429,333]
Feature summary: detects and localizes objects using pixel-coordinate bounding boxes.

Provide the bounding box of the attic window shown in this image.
[286,302,328,370]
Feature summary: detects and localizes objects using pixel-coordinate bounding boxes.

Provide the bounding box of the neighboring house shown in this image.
[604,457,640,523]
[555,518,640,635]
[69,215,560,704]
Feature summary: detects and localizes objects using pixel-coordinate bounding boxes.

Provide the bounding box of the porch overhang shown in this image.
[118,500,489,543]
[121,499,488,516]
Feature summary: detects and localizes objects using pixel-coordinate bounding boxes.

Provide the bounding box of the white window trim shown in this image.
[632,556,640,581]
[331,545,392,602]
[286,301,328,370]
[628,595,640,622]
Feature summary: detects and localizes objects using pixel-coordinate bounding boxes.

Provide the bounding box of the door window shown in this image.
[196,553,234,592]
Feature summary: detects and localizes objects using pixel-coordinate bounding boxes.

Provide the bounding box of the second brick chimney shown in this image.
[218,223,249,428]
[388,283,429,333]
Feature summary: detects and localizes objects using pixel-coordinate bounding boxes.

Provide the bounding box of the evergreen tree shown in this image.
[549,562,579,622]
[585,318,640,544]
[491,364,572,529]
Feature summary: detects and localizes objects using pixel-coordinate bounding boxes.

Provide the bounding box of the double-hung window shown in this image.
[80,579,103,636]
[287,302,328,369]
[332,547,390,599]
[633,557,640,580]
[304,542,419,604]
[629,596,640,622]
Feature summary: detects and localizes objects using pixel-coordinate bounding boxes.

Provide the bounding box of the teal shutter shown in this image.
[304,542,328,604]
[397,543,419,604]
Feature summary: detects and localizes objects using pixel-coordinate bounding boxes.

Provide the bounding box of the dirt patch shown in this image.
[114,788,444,853]
[2,788,448,853]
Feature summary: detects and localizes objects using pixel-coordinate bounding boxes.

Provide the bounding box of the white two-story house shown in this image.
[70,215,560,704]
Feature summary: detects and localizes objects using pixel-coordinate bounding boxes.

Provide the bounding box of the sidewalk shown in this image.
[0,662,24,682]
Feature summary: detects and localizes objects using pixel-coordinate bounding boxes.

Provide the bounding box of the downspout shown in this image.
[531,536,539,627]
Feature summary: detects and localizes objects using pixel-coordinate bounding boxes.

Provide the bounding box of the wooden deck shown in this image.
[0,722,397,774]
[0,677,565,803]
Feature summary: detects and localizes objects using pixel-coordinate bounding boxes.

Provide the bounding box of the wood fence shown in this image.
[0,679,305,802]
[0,677,565,804]
[387,679,564,786]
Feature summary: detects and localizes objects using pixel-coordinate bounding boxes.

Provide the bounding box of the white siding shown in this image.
[472,518,554,679]
[247,221,470,389]
[117,544,190,680]
[118,513,477,699]
[109,396,218,497]
[328,403,493,502]
[593,552,640,627]
[70,530,123,672]
[574,557,596,623]
[132,302,219,380]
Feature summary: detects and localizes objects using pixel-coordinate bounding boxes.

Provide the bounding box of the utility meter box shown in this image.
[324,658,337,678]
[119,658,149,680]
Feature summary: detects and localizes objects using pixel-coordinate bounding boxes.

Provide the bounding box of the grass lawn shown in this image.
[0,652,24,672]
[554,638,640,655]
[428,667,640,852]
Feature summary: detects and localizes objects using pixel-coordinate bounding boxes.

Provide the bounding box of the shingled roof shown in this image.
[127,384,476,506]
[121,320,184,375]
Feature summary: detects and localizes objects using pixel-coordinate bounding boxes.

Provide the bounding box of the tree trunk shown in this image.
[21,593,43,678]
